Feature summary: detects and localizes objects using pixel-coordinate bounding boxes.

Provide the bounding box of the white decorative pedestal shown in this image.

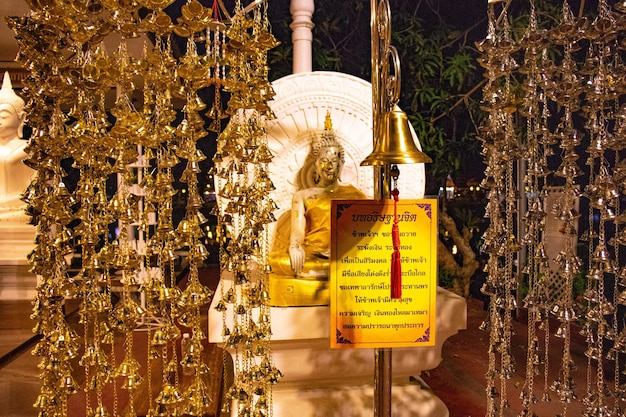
[209,282,467,417]
[210,71,466,415]
[0,223,36,300]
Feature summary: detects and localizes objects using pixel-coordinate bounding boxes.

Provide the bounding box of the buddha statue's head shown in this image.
[0,72,26,142]
[310,112,345,185]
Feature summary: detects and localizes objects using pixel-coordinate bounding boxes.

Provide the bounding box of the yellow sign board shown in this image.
[330,199,438,349]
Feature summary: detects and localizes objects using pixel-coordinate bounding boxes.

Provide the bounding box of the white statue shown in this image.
[0,71,31,223]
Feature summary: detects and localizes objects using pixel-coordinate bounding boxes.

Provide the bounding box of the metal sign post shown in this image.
[366,1,432,416]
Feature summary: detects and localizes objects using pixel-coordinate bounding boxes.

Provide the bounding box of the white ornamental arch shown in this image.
[265,71,427,245]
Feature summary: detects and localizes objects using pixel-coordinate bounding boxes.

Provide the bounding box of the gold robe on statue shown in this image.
[269,184,365,306]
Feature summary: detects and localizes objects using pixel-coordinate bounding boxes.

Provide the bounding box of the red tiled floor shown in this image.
[422,297,617,417]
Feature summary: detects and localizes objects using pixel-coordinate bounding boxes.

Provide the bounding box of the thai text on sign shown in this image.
[330,199,438,349]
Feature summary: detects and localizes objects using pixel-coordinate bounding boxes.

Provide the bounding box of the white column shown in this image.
[290,0,315,73]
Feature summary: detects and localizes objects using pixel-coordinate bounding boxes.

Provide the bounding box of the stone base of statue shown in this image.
[0,222,36,300]
[209,275,466,417]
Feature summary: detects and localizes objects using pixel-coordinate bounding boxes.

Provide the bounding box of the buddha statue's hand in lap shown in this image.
[269,114,365,306]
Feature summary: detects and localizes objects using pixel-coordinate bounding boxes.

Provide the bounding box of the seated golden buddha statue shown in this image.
[269,113,365,306]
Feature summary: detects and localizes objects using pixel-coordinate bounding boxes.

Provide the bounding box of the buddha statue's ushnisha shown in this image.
[0,72,31,223]
[269,113,365,306]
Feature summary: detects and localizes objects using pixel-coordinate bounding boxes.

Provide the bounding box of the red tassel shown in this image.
[391,223,402,299]
[390,188,402,299]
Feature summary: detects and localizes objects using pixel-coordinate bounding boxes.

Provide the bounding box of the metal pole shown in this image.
[372,0,392,416]
[374,162,391,417]
[375,348,392,417]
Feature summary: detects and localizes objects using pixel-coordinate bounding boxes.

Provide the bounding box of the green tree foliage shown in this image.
[267,0,488,195]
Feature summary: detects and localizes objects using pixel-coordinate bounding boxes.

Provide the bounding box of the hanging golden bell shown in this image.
[33,393,52,409]
[151,329,168,346]
[176,218,193,236]
[114,358,140,377]
[361,109,432,166]
[190,242,210,261]
[100,322,114,344]
[60,374,79,394]
[89,405,110,417]
[120,373,143,390]
[554,322,568,339]
[156,383,183,405]
[196,211,209,225]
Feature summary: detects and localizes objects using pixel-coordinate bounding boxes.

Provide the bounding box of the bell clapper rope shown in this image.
[390,164,402,299]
